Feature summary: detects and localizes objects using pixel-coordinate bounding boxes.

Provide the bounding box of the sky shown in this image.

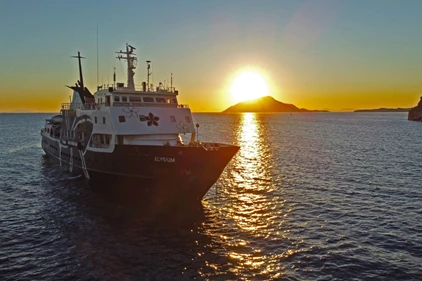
[1,0,422,112]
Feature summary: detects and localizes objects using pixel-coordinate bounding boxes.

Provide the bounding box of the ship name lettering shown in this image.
[155,157,176,163]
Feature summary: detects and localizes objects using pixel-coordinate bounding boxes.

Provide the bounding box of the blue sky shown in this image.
[1,0,422,111]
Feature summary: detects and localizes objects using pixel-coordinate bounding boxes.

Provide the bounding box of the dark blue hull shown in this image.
[42,135,239,208]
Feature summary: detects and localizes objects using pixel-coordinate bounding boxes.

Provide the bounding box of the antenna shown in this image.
[96,25,99,90]
[146,60,151,91]
[113,67,116,89]
[71,52,85,89]
[171,73,173,91]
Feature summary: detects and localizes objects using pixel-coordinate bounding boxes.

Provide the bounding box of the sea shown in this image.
[1,112,421,281]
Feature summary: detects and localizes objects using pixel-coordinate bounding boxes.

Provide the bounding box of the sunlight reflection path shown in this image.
[209,113,289,278]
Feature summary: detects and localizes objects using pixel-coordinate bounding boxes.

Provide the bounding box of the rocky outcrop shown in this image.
[355,108,410,112]
[408,97,422,121]
[223,96,327,113]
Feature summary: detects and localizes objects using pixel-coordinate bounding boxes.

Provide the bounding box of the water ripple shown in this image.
[1,113,422,280]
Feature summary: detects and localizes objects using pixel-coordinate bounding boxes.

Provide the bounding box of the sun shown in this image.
[231,71,269,103]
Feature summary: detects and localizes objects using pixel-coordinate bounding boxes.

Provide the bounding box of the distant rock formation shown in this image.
[223,96,326,113]
[408,97,422,121]
[355,108,410,113]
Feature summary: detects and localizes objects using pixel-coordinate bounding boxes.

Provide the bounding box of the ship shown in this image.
[41,43,239,209]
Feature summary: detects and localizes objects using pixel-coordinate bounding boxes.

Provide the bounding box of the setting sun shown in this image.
[231,71,269,103]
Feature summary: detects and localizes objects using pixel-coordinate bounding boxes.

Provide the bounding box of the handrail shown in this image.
[112,102,179,108]
[61,103,100,110]
[112,102,189,108]
[61,102,189,110]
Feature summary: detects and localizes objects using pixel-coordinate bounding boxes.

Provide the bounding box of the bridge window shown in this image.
[156,97,165,103]
[129,96,142,102]
[122,96,127,102]
[143,97,154,103]
[114,96,120,102]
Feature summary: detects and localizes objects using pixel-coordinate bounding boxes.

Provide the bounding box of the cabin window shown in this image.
[143,97,154,102]
[114,96,120,102]
[185,116,191,123]
[129,96,142,102]
[170,116,176,122]
[122,96,128,102]
[156,97,165,103]
[119,116,126,123]
[95,116,97,123]
[103,117,106,124]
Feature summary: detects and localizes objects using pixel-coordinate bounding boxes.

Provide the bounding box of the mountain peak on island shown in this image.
[223,95,326,113]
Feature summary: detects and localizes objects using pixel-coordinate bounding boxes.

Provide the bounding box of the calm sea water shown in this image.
[1,112,421,281]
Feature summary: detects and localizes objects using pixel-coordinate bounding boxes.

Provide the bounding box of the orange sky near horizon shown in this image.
[2,85,420,113]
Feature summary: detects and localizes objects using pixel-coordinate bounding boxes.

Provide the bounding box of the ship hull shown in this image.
[41,134,238,209]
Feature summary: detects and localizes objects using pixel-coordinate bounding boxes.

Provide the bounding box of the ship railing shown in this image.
[113,102,175,108]
[99,83,178,94]
[112,102,189,108]
[61,102,189,110]
[61,103,100,110]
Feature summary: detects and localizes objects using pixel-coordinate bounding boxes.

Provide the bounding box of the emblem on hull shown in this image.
[140,112,160,126]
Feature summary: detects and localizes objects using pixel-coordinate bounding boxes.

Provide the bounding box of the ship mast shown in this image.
[116,43,137,89]
[72,52,85,89]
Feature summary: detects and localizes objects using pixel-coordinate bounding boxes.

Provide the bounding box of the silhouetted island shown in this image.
[408,97,422,121]
[223,96,327,113]
[354,108,410,113]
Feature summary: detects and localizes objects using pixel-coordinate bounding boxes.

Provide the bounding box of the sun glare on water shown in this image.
[231,71,269,103]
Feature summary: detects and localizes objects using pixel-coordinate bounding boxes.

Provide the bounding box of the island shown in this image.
[408,97,422,121]
[354,108,410,113]
[223,96,327,113]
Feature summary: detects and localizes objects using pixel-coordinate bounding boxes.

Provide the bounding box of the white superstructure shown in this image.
[60,43,196,152]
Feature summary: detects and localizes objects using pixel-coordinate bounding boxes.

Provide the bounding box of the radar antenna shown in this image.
[116,43,137,89]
